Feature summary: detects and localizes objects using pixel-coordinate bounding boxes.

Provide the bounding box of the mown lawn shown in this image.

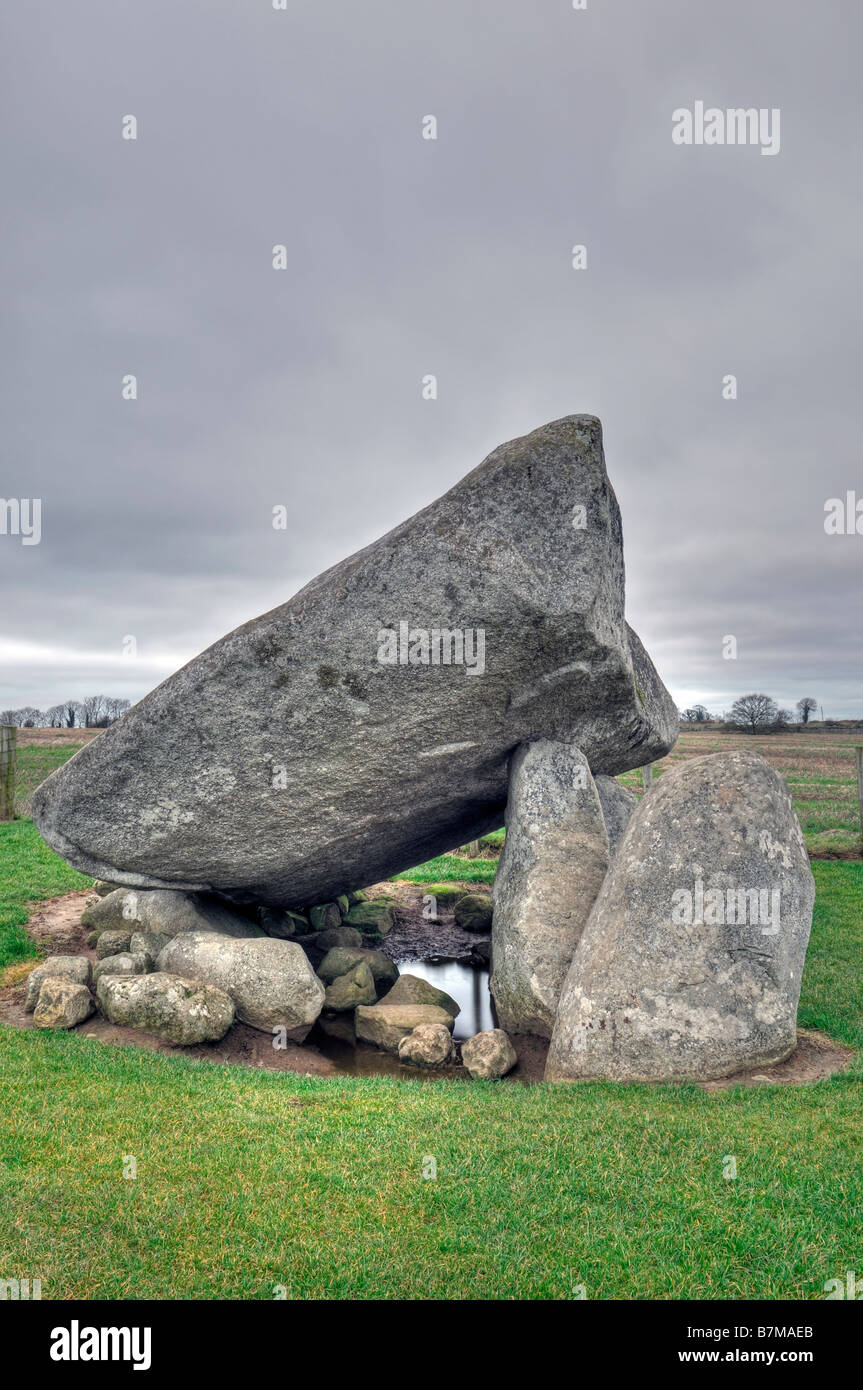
[0,820,92,970]
[0,837,860,1298]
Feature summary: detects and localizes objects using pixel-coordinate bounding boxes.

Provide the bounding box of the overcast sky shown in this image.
[2,0,860,720]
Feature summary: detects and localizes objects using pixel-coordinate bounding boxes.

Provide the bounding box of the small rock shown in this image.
[96,929,133,959]
[129,930,173,968]
[309,902,342,932]
[335,895,350,917]
[317,946,399,990]
[25,955,92,1013]
[345,902,396,936]
[398,1023,455,1068]
[461,1028,518,1080]
[323,961,376,1011]
[93,953,150,983]
[355,1003,454,1052]
[33,978,94,1030]
[312,925,363,951]
[92,879,121,897]
[453,894,493,933]
[317,1012,356,1044]
[259,908,309,939]
[378,973,460,1019]
[97,972,235,1045]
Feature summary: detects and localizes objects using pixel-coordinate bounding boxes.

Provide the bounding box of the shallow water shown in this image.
[397,958,495,1041]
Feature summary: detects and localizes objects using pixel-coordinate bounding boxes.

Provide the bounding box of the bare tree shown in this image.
[45,705,65,728]
[681,704,709,723]
[60,701,81,728]
[796,697,818,726]
[104,697,131,723]
[729,693,779,733]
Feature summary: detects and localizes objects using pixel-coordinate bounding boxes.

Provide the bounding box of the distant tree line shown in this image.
[0,696,131,729]
[679,695,822,733]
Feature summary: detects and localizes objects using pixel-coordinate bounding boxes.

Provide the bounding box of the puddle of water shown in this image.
[397,958,495,1041]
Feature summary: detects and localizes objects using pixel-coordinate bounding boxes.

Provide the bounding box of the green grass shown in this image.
[394,854,496,886]
[0,820,92,970]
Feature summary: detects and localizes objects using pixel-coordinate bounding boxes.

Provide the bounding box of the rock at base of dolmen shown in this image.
[33,978,95,1030]
[546,751,815,1083]
[32,415,678,908]
[398,1023,456,1068]
[490,742,609,1037]
[594,774,638,856]
[97,972,234,1045]
[83,888,264,940]
[461,1029,518,1080]
[25,955,92,1012]
[355,1003,454,1052]
[157,932,324,1039]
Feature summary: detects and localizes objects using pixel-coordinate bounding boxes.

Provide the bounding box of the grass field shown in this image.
[0,731,860,1299]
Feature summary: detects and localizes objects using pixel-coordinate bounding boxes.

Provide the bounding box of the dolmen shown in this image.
[30,414,815,1082]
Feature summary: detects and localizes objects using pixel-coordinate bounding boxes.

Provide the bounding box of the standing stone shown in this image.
[33,416,677,907]
[491,742,610,1037]
[157,932,324,1039]
[594,774,638,856]
[547,751,816,1083]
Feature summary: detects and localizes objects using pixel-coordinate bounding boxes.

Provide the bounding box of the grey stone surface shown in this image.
[355,1003,454,1052]
[490,742,610,1037]
[97,972,235,1045]
[546,751,816,1083]
[33,978,94,1030]
[95,929,133,959]
[398,1022,456,1068]
[323,960,376,1011]
[25,955,91,1012]
[93,953,150,983]
[129,931,173,967]
[33,416,677,907]
[317,947,399,989]
[595,774,638,856]
[461,1029,518,1080]
[82,888,264,940]
[344,903,396,936]
[377,973,460,1018]
[453,894,493,933]
[157,931,324,1039]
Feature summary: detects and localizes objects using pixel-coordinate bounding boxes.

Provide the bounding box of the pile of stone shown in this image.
[26,883,517,1080]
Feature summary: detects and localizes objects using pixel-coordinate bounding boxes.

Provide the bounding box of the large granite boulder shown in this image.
[594,774,638,856]
[377,973,460,1018]
[490,742,610,1037]
[97,972,235,1045]
[32,415,677,907]
[317,946,399,990]
[546,751,816,1083]
[157,931,324,1039]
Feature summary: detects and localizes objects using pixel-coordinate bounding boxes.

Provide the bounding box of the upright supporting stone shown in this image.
[547,751,815,1083]
[0,725,16,821]
[490,741,609,1037]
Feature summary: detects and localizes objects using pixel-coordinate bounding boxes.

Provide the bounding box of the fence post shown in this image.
[856,746,863,854]
[0,725,16,821]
